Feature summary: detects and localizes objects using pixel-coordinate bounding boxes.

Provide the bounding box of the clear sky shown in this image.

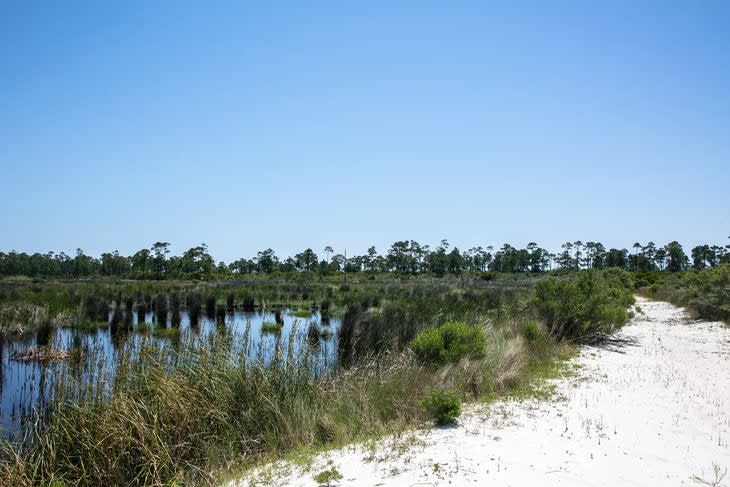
[2,1,729,261]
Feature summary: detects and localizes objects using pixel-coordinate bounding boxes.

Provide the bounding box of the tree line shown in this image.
[1,239,729,280]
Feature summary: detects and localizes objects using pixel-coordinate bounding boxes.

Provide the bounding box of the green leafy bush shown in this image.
[521,322,545,345]
[533,270,635,342]
[683,264,730,321]
[409,321,486,364]
[421,388,461,425]
[313,467,343,486]
[479,271,496,281]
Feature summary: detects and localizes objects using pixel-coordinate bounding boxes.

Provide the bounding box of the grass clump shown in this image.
[152,327,180,339]
[0,303,50,335]
[292,309,311,318]
[136,322,151,333]
[261,321,283,333]
[409,321,486,364]
[421,388,461,425]
[521,322,545,345]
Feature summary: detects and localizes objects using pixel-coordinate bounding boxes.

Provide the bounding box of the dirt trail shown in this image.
[231,297,730,487]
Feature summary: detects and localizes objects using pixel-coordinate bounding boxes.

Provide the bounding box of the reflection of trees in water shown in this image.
[36,323,52,347]
[1,310,340,435]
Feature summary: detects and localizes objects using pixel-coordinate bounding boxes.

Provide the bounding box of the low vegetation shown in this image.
[534,269,635,342]
[638,264,730,322]
[421,388,462,425]
[410,321,486,364]
[0,269,638,486]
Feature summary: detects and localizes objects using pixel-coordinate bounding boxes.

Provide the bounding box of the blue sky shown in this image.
[1,1,729,261]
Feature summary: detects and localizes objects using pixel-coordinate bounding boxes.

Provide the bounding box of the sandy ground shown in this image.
[231,297,730,487]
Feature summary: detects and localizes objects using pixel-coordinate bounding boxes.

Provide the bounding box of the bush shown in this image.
[421,388,461,425]
[533,270,634,342]
[480,271,496,281]
[682,264,730,321]
[521,322,544,345]
[313,467,343,486]
[410,321,486,364]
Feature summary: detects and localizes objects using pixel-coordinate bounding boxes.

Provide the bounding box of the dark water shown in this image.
[0,309,340,438]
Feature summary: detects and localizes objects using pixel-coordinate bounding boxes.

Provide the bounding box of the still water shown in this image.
[0,308,340,438]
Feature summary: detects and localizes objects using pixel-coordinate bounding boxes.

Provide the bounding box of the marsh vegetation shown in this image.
[3,238,724,486]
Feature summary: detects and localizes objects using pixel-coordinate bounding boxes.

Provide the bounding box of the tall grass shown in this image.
[0,324,542,487]
[0,303,50,335]
[0,272,634,486]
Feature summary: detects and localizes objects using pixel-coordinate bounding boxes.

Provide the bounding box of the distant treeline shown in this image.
[1,239,729,280]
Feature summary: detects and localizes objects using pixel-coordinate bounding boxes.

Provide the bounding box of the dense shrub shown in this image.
[533,270,635,342]
[632,270,663,289]
[682,264,730,321]
[410,321,486,364]
[421,388,461,425]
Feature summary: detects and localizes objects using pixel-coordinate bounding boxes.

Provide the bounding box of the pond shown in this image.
[0,308,340,439]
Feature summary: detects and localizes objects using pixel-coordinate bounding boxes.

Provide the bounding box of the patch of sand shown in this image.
[230,297,730,487]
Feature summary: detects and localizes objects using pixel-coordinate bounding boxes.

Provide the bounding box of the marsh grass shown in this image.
[261,322,283,333]
[0,306,562,487]
[137,322,151,333]
[0,273,632,487]
[152,327,181,340]
[0,303,50,335]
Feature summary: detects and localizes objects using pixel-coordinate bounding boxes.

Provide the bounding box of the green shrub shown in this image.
[683,264,730,321]
[521,322,544,345]
[409,321,486,364]
[421,388,461,425]
[479,271,496,281]
[313,467,343,486]
[533,270,634,342]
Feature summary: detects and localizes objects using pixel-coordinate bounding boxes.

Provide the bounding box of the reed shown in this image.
[0,273,632,487]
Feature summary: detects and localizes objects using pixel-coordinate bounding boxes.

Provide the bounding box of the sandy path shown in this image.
[231,297,730,487]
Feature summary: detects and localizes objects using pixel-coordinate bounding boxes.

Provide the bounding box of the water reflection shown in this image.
[0,309,339,438]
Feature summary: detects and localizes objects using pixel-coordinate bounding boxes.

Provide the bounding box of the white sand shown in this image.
[231,297,730,487]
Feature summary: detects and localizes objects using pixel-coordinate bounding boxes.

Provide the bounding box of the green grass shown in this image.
[261,321,283,333]
[74,319,110,331]
[0,271,633,487]
[505,347,575,401]
[152,327,180,339]
[0,303,50,336]
[291,309,311,318]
